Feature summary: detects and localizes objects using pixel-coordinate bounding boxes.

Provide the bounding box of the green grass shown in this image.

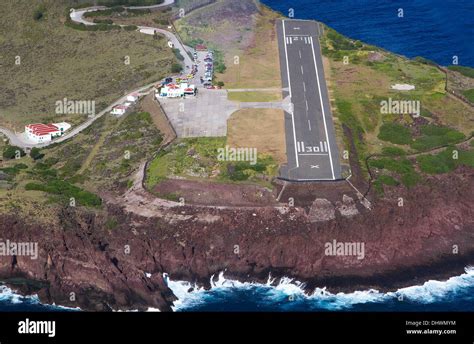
[462,89,474,103]
[381,146,406,156]
[145,137,279,189]
[378,174,399,186]
[369,157,420,187]
[227,92,280,102]
[447,65,474,79]
[410,125,465,151]
[417,147,474,174]
[377,123,412,145]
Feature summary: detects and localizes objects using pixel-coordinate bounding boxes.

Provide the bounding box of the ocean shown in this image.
[167,268,474,312]
[262,0,474,67]
[1,267,474,311]
[1,0,473,312]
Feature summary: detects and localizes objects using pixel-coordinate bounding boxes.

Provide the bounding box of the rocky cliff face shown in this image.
[0,167,473,311]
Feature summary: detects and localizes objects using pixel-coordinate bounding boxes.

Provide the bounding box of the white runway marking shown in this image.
[303,81,306,92]
[282,20,299,168]
[299,153,328,156]
[309,36,335,180]
[301,65,304,74]
[308,120,312,131]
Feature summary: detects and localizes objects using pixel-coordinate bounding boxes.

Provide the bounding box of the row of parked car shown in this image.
[195,50,214,86]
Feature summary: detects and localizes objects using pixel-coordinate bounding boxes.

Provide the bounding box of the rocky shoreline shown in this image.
[0,166,473,311]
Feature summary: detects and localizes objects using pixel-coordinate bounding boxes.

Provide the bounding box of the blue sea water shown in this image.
[1,0,474,312]
[2,267,474,311]
[261,0,474,67]
[168,269,474,312]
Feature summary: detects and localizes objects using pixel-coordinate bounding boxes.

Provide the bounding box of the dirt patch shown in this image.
[227,108,286,164]
[153,178,279,206]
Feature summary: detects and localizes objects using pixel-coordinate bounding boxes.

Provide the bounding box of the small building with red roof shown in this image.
[25,122,71,144]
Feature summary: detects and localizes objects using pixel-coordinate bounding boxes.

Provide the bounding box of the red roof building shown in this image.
[25,123,62,143]
[195,44,208,51]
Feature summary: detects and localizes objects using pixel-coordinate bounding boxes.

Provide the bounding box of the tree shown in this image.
[217,81,225,87]
[30,147,44,160]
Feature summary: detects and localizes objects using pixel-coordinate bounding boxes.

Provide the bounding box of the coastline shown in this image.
[1,166,473,311]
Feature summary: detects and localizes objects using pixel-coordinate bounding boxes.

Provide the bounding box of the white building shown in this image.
[126,93,139,103]
[25,123,71,144]
[52,122,72,133]
[157,83,196,98]
[110,105,128,116]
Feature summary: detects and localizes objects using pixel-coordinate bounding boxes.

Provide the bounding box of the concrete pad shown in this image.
[158,89,238,137]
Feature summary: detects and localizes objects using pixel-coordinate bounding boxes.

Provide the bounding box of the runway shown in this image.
[276,19,342,181]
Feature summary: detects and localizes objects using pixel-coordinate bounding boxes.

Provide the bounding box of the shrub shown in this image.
[123,25,138,31]
[172,48,184,61]
[30,147,44,160]
[33,6,46,21]
[25,178,101,207]
[171,63,182,73]
[93,19,114,24]
[3,145,25,160]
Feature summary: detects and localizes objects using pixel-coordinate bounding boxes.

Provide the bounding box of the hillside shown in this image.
[0,0,175,130]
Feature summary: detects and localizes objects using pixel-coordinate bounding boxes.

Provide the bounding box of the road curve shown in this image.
[0,0,192,149]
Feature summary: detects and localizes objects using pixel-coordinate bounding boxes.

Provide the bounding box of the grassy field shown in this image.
[218,5,282,89]
[226,108,286,164]
[227,91,281,102]
[145,137,279,189]
[0,0,175,131]
[321,24,474,185]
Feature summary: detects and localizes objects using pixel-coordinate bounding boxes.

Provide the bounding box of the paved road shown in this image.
[276,19,342,181]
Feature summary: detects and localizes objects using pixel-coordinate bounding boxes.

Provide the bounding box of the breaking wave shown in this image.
[0,285,79,312]
[165,266,474,312]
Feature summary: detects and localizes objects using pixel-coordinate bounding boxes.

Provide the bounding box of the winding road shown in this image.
[0,0,195,149]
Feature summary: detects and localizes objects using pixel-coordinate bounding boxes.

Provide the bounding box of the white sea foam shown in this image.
[166,266,474,311]
[0,285,40,305]
[0,285,80,311]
